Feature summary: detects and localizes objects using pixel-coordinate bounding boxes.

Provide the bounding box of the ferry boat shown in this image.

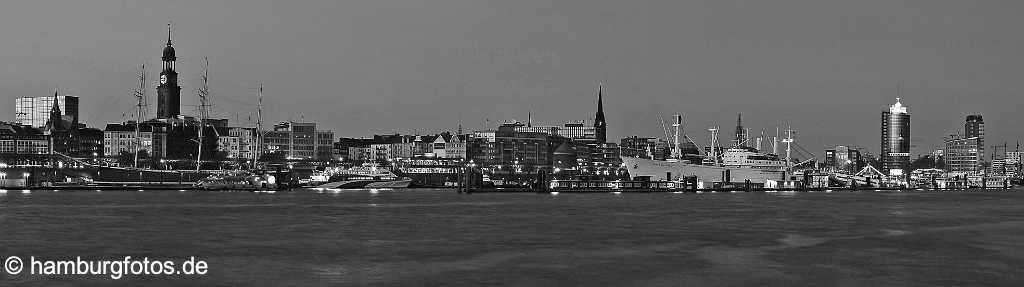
[621,114,792,186]
[313,163,412,189]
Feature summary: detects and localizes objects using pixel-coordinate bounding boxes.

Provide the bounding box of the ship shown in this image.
[313,163,412,189]
[196,171,277,190]
[621,114,794,186]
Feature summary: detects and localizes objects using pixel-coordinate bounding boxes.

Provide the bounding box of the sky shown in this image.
[1,0,1023,157]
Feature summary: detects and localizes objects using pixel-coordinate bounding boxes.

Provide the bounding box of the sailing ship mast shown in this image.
[133,64,147,168]
[196,57,210,172]
[254,83,263,169]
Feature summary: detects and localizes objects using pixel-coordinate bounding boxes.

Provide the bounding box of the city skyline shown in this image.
[2,0,1023,156]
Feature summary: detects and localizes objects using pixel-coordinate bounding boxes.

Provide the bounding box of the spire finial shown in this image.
[166,21,172,46]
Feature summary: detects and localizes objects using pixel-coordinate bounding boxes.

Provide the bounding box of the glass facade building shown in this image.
[944,136,982,175]
[880,98,911,175]
[15,95,79,128]
[964,115,984,164]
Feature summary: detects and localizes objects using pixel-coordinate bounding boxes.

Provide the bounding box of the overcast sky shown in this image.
[2,0,1022,156]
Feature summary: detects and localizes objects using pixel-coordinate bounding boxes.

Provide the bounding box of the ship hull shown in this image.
[621,156,785,184]
[317,179,412,189]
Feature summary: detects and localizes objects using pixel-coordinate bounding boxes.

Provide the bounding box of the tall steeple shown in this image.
[594,84,607,144]
[157,21,181,119]
[734,113,744,147]
[46,89,63,132]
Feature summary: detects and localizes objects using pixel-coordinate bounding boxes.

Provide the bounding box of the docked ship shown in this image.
[621,114,792,186]
[313,163,412,189]
[196,171,277,190]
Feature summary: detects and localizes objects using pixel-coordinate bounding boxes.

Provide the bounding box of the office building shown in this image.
[965,115,985,164]
[881,98,911,175]
[514,121,596,142]
[944,136,982,175]
[15,94,79,128]
[824,145,862,174]
[262,122,334,161]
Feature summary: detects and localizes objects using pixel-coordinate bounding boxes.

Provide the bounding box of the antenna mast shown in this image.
[196,57,210,172]
[132,64,147,168]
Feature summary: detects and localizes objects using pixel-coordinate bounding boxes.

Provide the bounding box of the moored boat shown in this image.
[313,163,412,189]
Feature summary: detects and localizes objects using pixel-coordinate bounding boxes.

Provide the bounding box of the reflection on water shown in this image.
[2,189,1024,286]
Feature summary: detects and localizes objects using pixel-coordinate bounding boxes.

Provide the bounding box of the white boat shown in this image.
[314,164,412,189]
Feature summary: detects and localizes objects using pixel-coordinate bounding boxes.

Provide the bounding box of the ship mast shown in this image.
[783,126,795,171]
[658,114,671,148]
[196,57,210,172]
[254,83,263,169]
[671,114,682,159]
[772,127,780,155]
[132,64,147,168]
[708,126,720,166]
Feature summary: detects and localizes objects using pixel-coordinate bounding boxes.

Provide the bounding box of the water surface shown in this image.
[2,189,1024,286]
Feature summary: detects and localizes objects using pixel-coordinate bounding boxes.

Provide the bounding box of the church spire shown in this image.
[47,88,63,131]
[596,85,605,120]
[594,84,607,143]
[734,113,744,147]
[166,21,172,46]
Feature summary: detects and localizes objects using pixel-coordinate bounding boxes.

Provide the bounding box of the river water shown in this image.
[2,188,1024,286]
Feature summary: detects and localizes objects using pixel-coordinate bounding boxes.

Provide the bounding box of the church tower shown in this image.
[46,89,64,132]
[157,23,181,119]
[594,85,607,144]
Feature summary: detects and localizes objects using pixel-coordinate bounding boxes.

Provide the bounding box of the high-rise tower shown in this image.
[881,98,911,175]
[156,23,181,119]
[965,114,985,164]
[594,85,607,144]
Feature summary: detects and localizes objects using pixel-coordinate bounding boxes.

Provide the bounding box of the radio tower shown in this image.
[132,64,147,168]
[196,57,211,172]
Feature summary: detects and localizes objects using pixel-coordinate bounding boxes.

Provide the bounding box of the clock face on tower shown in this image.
[160,75,168,85]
